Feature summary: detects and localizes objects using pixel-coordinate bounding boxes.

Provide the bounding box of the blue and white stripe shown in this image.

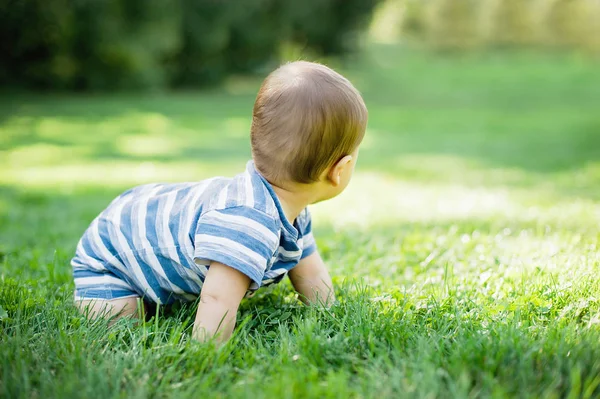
[72,161,317,304]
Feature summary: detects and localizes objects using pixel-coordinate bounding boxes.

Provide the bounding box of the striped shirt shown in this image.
[71,161,317,304]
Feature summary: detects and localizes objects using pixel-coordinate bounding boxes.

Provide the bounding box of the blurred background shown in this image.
[2,0,600,91]
[1,0,599,275]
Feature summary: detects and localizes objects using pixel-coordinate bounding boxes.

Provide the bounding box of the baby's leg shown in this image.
[73,266,143,324]
[75,297,141,324]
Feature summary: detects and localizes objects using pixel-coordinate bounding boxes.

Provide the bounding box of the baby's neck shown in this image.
[270,183,317,225]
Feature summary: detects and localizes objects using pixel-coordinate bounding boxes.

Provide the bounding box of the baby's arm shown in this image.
[288,251,335,307]
[192,262,250,343]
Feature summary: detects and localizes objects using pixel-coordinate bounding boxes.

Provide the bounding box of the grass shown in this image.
[1,44,600,398]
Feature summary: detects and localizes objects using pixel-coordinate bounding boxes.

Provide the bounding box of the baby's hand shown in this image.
[288,251,335,307]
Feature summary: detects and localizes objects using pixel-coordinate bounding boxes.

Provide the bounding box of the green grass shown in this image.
[1,45,600,398]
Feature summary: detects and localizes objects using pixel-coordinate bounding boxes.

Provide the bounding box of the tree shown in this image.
[490,0,536,47]
[428,0,481,51]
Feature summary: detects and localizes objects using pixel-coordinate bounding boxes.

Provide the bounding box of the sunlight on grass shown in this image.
[5,143,90,167]
[5,146,599,233]
[223,117,253,138]
[0,110,252,189]
[312,171,600,229]
[117,135,184,157]
[0,160,242,189]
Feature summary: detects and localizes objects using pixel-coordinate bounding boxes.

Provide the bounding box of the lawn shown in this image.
[1,45,600,398]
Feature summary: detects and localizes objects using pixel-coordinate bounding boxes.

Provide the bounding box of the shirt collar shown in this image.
[246,160,298,238]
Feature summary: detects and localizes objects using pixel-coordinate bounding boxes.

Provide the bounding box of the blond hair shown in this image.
[251,61,368,184]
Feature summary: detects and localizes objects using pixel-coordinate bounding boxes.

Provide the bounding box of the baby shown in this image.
[71,61,368,342]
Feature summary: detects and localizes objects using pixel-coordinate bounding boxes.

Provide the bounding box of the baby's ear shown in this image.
[327,155,353,186]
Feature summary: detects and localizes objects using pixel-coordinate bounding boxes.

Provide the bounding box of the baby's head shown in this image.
[251,61,368,202]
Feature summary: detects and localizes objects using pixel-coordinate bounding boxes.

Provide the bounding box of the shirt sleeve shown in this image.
[193,206,280,288]
[299,208,317,259]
